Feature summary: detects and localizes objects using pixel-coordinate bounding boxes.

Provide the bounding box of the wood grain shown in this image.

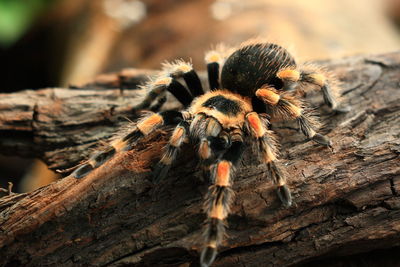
[0,52,399,266]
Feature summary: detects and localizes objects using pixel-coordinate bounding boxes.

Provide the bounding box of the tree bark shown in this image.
[0,52,399,266]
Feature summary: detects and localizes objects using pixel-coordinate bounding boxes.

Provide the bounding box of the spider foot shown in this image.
[200,246,218,267]
[333,105,351,114]
[312,133,332,147]
[277,185,292,207]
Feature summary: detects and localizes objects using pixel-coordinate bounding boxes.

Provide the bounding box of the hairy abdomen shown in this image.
[221,43,296,96]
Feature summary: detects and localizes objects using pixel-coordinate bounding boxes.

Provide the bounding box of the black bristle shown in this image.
[321,84,335,108]
[150,95,167,112]
[297,115,313,139]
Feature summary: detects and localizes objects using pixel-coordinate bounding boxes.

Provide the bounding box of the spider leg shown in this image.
[183,70,204,97]
[183,113,221,179]
[152,111,231,183]
[276,68,300,91]
[133,60,204,112]
[301,71,350,113]
[149,93,167,112]
[201,130,245,267]
[198,116,223,161]
[205,57,219,90]
[199,133,231,181]
[198,117,232,181]
[205,48,226,90]
[256,87,331,147]
[162,60,204,97]
[152,120,189,183]
[245,112,292,206]
[188,113,231,180]
[71,110,184,179]
[132,76,191,111]
[277,68,350,113]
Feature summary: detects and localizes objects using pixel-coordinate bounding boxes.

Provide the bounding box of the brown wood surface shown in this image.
[0,52,400,266]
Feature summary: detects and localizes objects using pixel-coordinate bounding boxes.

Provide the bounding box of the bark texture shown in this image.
[0,52,400,266]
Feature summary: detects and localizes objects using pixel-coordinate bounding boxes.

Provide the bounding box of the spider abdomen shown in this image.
[221,43,296,96]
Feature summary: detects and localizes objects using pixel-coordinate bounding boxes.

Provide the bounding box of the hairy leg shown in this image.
[256,87,331,146]
[71,110,184,179]
[245,112,292,206]
[201,129,244,267]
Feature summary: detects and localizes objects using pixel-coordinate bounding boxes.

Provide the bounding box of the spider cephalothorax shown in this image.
[66,39,348,267]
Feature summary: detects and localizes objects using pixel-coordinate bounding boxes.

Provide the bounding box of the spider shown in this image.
[67,39,349,267]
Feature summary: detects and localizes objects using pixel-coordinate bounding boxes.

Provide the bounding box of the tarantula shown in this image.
[68,40,348,267]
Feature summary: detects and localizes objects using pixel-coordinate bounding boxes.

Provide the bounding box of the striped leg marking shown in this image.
[70,135,137,179]
[71,111,182,179]
[183,70,204,97]
[277,69,300,91]
[205,50,224,90]
[133,77,173,111]
[133,61,202,112]
[199,133,231,183]
[246,112,292,207]
[267,161,292,207]
[198,117,223,160]
[163,60,205,101]
[301,72,350,113]
[255,88,331,147]
[201,134,244,267]
[153,121,189,183]
[150,93,167,112]
[195,116,228,181]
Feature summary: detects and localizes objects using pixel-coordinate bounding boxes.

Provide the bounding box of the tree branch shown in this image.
[0,52,399,266]
[0,68,157,168]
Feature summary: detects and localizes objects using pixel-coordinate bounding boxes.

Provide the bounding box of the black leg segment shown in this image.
[150,95,167,112]
[221,140,244,164]
[71,164,94,179]
[152,120,188,183]
[159,110,183,125]
[167,80,193,107]
[183,70,204,97]
[207,62,220,90]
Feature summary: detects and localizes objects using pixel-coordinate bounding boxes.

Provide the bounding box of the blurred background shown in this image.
[1,0,400,193]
